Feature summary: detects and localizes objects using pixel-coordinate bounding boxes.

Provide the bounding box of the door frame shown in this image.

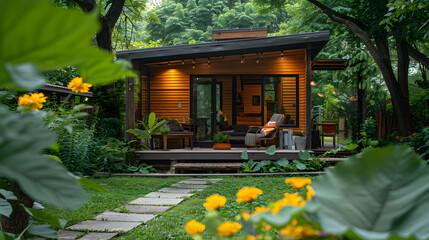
[190,75,217,144]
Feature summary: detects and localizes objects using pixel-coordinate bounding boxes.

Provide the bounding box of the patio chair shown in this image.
[244,114,285,147]
[320,123,338,148]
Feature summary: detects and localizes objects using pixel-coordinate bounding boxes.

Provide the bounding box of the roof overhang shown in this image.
[312,59,348,70]
[39,83,93,97]
[117,31,330,64]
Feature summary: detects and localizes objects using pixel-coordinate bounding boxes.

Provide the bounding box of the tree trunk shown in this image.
[1,183,34,234]
[96,18,113,52]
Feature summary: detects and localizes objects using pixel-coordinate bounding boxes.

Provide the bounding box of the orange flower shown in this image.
[236,187,263,203]
[18,92,47,111]
[272,193,306,214]
[185,219,205,236]
[305,185,315,200]
[68,77,92,93]
[285,177,312,189]
[203,194,226,210]
[217,221,242,236]
[279,224,319,239]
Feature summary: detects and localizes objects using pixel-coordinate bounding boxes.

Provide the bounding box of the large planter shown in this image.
[294,136,306,150]
[213,143,231,150]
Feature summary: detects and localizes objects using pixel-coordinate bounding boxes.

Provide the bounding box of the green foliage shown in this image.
[127,163,156,174]
[361,117,377,139]
[313,145,429,240]
[139,112,170,136]
[212,131,230,143]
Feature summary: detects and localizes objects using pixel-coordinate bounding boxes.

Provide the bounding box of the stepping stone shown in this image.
[120,204,172,213]
[79,232,118,240]
[58,230,82,239]
[171,183,209,189]
[129,197,184,205]
[145,192,193,199]
[179,178,223,184]
[67,220,141,232]
[158,187,201,194]
[95,211,156,222]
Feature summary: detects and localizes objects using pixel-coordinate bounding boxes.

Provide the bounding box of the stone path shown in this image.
[61,178,222,240]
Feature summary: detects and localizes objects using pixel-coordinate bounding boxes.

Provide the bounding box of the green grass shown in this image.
[46,176,310,239]
[113,176,300,240]
[44,176,188,226]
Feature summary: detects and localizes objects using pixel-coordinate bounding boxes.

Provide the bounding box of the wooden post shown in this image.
[305,45,312,149]
[125,76,135,141]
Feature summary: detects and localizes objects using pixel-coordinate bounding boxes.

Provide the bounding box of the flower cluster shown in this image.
[18,92,47,111]
[185,177,319,239]
[68,77,92,93]
[212,131,230,143]
[236,187,262,203]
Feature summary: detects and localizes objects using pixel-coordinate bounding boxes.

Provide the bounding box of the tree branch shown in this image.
[397,40,410,99]
[72,0,96,13]
[104,0,127,28]
[406,42,429,69]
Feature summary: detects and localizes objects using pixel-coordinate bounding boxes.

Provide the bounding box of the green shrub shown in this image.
[361,116,377,139]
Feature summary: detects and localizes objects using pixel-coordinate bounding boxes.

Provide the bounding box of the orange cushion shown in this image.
[262,121,277,136]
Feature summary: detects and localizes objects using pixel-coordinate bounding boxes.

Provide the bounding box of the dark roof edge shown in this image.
[212,27,268,33]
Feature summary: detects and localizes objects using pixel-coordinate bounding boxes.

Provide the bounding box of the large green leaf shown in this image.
[0,0,135,90]
[77,177,108,193]
[27,225,57,239]
[0,198,12,218]
[265,145,276,155]
[0,108,88,210]
[313,145,429,240]
[28,208,62,228]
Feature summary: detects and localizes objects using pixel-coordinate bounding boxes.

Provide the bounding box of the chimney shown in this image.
[211,27,268,41]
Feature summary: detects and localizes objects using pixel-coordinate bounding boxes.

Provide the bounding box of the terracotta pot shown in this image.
[213,143,231,150]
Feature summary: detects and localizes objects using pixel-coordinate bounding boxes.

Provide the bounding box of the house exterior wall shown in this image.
[138,48,309,134]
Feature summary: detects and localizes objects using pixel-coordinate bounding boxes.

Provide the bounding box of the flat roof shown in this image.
[117,31,330,64]
[211,27,267,33]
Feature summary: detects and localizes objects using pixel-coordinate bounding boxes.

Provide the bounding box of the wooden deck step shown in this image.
[174,162,242,173]
[318,158,346,162]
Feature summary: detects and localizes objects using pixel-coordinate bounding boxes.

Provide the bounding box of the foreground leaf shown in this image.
[0,108,88,209]
[313,145,429,240]
[0,198,12,218]
[28,208,62,228]
[265,145,276,155]
[27,225,57,239]
[77,177,108,193]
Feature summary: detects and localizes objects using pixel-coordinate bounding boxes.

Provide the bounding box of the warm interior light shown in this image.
[281,50,284,59]
[192,63,195,69]
[310,81,317,86]
[182,60,185,65]
[241,55,244,64]
[318,93,324,97]
[168,62,171,65]
[256,57,259,64]
[208,58,211,68]
[350,96,358,101]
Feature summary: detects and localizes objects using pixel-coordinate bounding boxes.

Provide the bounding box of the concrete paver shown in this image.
[58,230,82,239]
[79,232,118,240]
[95,211,156,222]
[158,187,200,194]
[119,204,172,213]
[67,220,141,232]
[171,183,209,189]
[129,197,184,205]
[145,192,193,199]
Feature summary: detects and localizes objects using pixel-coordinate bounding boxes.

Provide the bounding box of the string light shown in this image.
[310,81,317,86]
[168,62,171,66]
[281,50,284,59]
[241,55,244,64]
[208,58,211,68]
[256,56,259,64]
[182,59,185,65]
[192,59,195,69]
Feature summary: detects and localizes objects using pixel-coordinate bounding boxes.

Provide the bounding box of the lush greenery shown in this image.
[213,131,231,143]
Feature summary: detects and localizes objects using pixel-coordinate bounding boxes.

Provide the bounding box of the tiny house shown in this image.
[118,28,330,148]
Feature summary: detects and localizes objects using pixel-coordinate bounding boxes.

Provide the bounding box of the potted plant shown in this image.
[213,131,231,150]
[294,131,306,150]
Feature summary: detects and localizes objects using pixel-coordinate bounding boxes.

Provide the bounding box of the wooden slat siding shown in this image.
[144,49,308,134]
[217,76,233,124]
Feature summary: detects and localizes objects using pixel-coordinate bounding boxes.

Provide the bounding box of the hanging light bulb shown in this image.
[168,62,171,66]
[310,81,317,86]
[241,55,244,64]
[192,59,195,69]
[208,58,211,68]
[256,56,259,64]
[260,52,263,58]
[281,50,284,59]
[182,59,185,65]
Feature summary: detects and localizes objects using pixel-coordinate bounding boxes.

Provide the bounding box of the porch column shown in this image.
[306,44,312,149]
[125,76,135,141]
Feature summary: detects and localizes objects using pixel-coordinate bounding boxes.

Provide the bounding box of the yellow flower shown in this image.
[236,187,263,203]
[217,221,242,236]
[18,92,47,111]
[252,207,269,216]
[185,219,205,236]
[306,185,315,200]
[203,194,226,210]
[279,224,319,239]
[242,212,250,221]
[68,77,92,93]
[285,177,312,189]
[272,193,306,214]
[246,236,257,240]
[262,223,271,230]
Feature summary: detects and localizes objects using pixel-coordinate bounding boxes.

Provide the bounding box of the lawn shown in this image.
[46,176,300,239]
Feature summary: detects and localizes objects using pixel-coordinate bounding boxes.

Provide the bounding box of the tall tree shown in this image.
[256,0,429,136]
